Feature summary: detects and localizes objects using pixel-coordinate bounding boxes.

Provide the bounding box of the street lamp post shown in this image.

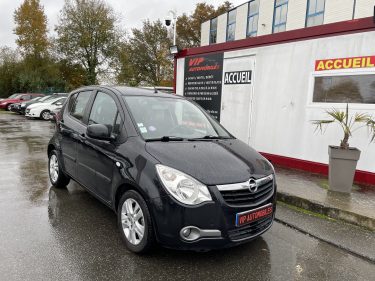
[168,9,177,45]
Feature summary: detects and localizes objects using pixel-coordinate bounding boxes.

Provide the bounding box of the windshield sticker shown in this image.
[137,123,144,127]
[139,127,147,134]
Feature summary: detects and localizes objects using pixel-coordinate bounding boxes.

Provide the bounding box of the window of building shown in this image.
[273,0,289,33]
[247,0,260,37]
[306,0,325,27]
[226,9,236,41]
[312,74,375,104]
[210,17,218,44]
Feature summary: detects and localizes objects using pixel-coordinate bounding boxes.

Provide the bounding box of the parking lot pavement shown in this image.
[0,112,374,281]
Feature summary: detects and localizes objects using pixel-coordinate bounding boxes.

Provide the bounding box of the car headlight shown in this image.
[156,164,212,205]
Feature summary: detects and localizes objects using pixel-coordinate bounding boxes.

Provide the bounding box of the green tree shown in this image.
[176,1,232,48]
[117,20,172,86]
[56,0,121,84]
[0,47,21,98]
[14,0,49,59]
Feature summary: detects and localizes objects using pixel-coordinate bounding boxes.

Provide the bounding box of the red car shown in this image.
[0,93,44,111]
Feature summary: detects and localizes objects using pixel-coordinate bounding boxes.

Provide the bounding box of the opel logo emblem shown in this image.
[248,179,258,193]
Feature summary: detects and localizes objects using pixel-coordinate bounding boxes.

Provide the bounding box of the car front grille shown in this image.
[218,175,274,206]
[227,216,273,241]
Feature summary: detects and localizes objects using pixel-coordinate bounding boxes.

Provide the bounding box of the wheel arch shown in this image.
[47,143,56,157]
[114,182,140,212]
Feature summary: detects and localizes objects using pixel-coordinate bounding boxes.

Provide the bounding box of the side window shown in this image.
[53,98,66,105]
[89,92,121,135]
[69,91,92,121]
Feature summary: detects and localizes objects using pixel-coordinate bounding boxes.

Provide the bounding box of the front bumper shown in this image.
[10,104,22,113]
[150,183,277,251]
[25,109,38,117]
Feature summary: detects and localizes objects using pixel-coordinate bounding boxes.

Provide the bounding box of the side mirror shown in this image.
[87,124,113,141]
[55,102,62,106]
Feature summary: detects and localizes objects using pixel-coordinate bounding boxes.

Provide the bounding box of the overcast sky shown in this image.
[0,0,245,48]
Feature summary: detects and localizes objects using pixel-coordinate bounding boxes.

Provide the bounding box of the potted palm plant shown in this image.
[312,104,375,193]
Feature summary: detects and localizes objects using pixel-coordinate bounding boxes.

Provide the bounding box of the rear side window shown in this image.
[89,92,121,135]
[69,91,92,121]
[21,95,32,100]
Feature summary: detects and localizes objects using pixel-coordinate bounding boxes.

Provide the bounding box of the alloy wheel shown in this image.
[49,154,59,183]
[42,111,50,120]
[121,198,145,245]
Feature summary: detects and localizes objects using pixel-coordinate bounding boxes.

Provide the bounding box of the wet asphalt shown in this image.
[0,112,374,281]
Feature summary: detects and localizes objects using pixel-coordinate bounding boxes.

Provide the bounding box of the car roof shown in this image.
[74,85,181,99]
[114,86,180,99]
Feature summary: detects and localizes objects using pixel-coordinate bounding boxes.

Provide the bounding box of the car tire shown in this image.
[117,190,155,254]
[6,104,12,111]
[48,150,70,188]
[40,110,50,120]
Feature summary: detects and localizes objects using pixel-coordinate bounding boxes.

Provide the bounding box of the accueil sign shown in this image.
[315,56,375,71]
[224,71,252,85]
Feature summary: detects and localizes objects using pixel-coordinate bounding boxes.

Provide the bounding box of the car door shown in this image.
[59,91,93,179]
[76,90,123,202]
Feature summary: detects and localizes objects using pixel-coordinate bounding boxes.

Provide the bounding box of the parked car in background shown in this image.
[47,86,276,253]
[10,96,44,114]
[26,97,67,120]
[20,93,68,115]
[49,105,64,122]
[0,93,44,111]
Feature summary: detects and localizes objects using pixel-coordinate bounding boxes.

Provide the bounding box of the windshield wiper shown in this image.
[146,136,185,142]
[188,135,232,141]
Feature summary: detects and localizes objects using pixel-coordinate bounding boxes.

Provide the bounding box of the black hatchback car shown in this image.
[48,86,276,253]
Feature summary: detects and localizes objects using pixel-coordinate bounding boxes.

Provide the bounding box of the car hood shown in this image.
[27,102,47,109]
[145,139,274,185]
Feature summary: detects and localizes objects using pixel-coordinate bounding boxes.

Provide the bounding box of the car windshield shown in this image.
[39,95,57,102]
[8,94,19,99]
[124,96,231,140]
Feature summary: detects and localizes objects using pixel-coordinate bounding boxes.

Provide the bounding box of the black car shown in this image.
[47,86,276,253]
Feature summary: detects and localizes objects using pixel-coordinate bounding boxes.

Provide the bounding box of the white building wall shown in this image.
[176,31,375,173]
[324,0,355,24]
[216,14,228,43]
[355,0,375,18]
[200,21,210,46]
[257,0,274,36]
[286,0,308,30]
[235,3,249,40]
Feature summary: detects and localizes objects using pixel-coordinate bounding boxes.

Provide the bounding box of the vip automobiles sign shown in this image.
[184,53,224,121]
[224,70,252,85]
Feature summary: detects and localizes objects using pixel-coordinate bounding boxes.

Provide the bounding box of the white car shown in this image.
[25,97,67,120]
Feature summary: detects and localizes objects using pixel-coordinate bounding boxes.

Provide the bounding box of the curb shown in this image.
[274,218,375,263]
[276,191,375,231]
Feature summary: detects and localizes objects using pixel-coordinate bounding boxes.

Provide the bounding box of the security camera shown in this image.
[165,18,172,26]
